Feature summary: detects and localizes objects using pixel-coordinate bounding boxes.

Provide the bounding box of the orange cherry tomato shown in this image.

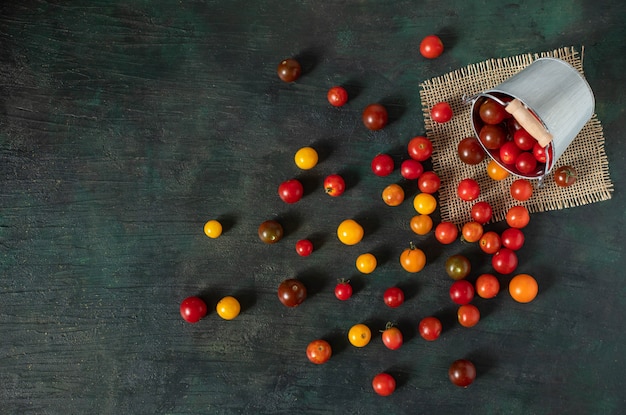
[509,274,538,303]
[382,183,405,206]
[506,205,530,229]
[461,221,484,243]
[400,243,426,273]
[410,214,433,235]
[487,159,510,181]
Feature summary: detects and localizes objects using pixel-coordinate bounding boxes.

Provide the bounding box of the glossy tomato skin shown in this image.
[419,316,442,341]
[479,98,508,125]
[400,244,426,273]
[334,280,353,301]
[372,373,397,396]
[457,304,480,328]
[408,136,433,161]
[327,86,348,107]
[475,273,500,299]
[492,248,518,275]
[554,166,578,187]
[258,220,284,244]
[418,171,441,194]
[461,221,484,243]
[533,142,548,163]
[400,159,424,180]
[324,174,346,197]
[381,325,403,350]
[514,128,536,151]
[419,35,444,59]
[471,201,493,224]
[295,239,314,256]
[499,141,522,165]
[457,178,480,201]
[431,102,453,123]
[449,359,476,387]
[362,103,388,130]
[501,228,525,251]
[449,280,475,305]
[277,279,307,307]
[479,231,501,254]
[278,179,304,204]
[479,124,507,150]
[383,287,405,308]
[180,296,208,323]
[515,151,537,175]
[435,222,458,244]
[277,58,301,82]
[509,273,538,303]
[371,154,394,177]
[510,179,533,201]
[457,137,485,165]
[506,206,530,229]
[445,254,471,280]
[306,339,332,364]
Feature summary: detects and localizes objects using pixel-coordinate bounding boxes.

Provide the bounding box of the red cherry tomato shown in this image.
[400,159,424,180]
[419,35,444,59]
[334,280,353,301]
[383,287,405,308]
[506,205,530,229]
[479,231,501,254]
[457,304,480,328]
[479,124,507,150]
[457,178,480,201]
[295,239,313,257]
[407,136,433,161]
[372,373,396,396]
[371,154,394,177]
[501,228,525,251]
[324,174,346,197]
[449,280,475,305]
[510,179,533,201]
[515,151,538,175]
[418,316,442,341]
[449,359,476,387]
[435,221,458,244]
[381,324,403,350]
[475,273,500,299]
[431,102,453,123]
[533,142,548,163]
[362,103,388,130]
[513,128,536,151]
[554,165,578,187]
[327,86,348,107]
[306,339,332,364]
[278,179,304,204]
[499,141,522,165]
[471,201,493,224]
[479,98,508,125]
[180,296,208,323]
[492,248,518,275]
[418,171,441,194]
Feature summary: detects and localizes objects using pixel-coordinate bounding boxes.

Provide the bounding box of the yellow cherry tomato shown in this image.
[348,323,372,347]
[382,183,405,207]
[204,220,223,238]
[216,296,241,320]
[410,214,433,235]
[509,274,538,303]
[400,243,426,273]
[413,193,437,215]
[294,146,319,170]
[487,159,510,181]
[356,253,377,274]
[337,219,364,245]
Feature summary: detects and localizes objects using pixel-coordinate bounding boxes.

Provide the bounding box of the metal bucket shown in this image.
[470,57,595,179]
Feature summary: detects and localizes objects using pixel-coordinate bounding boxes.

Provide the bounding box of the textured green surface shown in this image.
[1,1,625,414]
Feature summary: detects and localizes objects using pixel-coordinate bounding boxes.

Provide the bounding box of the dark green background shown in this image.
[1,1,624,414]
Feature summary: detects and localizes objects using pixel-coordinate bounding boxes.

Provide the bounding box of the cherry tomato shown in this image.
[419,34,444,59]
[371,153,394,177]
[499,141,521,165]
[348,323,371,347]
[513,128,536,151]
[258,220,284,244]
[479,124,507,150]
[533,142,548,163]
[475,273,500,299]
[410,214,433,235]
[457,178,480,201]
[408,136,433,161]
[337,219,364,245]
[216,296,241,320]
[295,239,314,257]
[324,174,346,197]
[479,98,507,125]
[448,359,476,387]
[362,103,388,130]
[277,279,307,307]
[418,171,441,194]
[356,252,377,274]
[501,227,525,251]
[510,179,533,201]
[400,243,426,273]
[327,86,348,107]
[334,280,353,301]
[449,280,474,305]
[457,137,485,165]
[381,323,403,350]
[445,254,471,280]
[180,296,208,323]
[486,159,510,181]
[203,219,223,239]
[382,183,405,207]
[372,373,396,396]
[435,221,458,245]
[554,165,578,187]
[278,179,304,204]
[506,205,530,229]
[471,201,493,224]
[492,248,518,275]
[294,146,318,170]
[277,58,301,82]
[479,231,501,254]
[509,273,538,303]
[457,304,480,328]
[418,316,442,341]
[515,151,537,175]
[383,287,405,308]
[431,101,453,123]
[400,159,424,180]
[413,193,437,215]
[461,221,484,243]
[306,339,332,364]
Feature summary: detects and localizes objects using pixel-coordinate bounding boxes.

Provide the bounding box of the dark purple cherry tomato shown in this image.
[258,220,284,244]
[479,98,508,125]
[277,279,307,307]
[479,124,507,150]
[457,137,485,165]
[277,58,301,82]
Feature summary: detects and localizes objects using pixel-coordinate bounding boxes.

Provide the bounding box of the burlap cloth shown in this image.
[419,46,613,225]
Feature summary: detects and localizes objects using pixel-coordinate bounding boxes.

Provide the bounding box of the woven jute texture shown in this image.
[419,46,613,225]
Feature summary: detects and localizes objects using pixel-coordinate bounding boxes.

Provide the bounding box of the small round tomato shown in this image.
[510,179,533,201]
[475,273,500,299]
[381,323,403,350]
[492,248,518,275]
[334,280,353,301]
[471,201,493,224]
[479,231,501,254]
[479,124,507,150]
[371,153,394,177]
[306,339,332,364]
[457,178,480,201]
[324,174,346,197]
[372,373,396,396]
[410,214,433,235]
[435,221,458,245]
[400,243,426,273]
[348,323,371,347]
[408,136,433,161]
[295,239,314,257]
[418,316,442,341]
[413,193,437,215]
[383,287,405,308]
[448,359,476,387]
[457,137,485,165]
[277,279,307,307]
[327,86,348,107]
[419,34,444,59]
[277,58,301,82]
[278,179,304,204]
[449,280,475,305]
[382,183,405,207]
[294,146,318,170]
[509,274,538,303]
[479,98,507,125]
[431,101,453,123]
[203,219,223,239]
[514,128,536,151]
[515,151,537,175]
[533,142,548,163]
[486,159,510,181]
[457,304,480,328]
[180,296,208,323]
[362,103,388,131]
[216,296,241,320]
[461,221,484,243]
[445,254,471,280]
[418,171,441,194]
[356,252,377,274]
[400,159,424,180]
[506,205,530,229]
[258,220,284,244]
[554,165,578,187]
[501,228,525,251]
[337,219,364,245]
[499,141,522,165]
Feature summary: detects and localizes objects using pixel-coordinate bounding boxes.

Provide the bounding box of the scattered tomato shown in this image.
[324,174,346,197]
[449,280,475,305]
[457,178,480,201]
[294,146,318,170]
[203,219,223,239]
[372,373,396,396]
[457,304,480,328]
[278,179,304,204]
[408,136,433,161]
[383,287,405,308]
[435,221,458,244]
[362,103,388,130]
[258,220,284,244]
[306,339,332,364]
[216,296,241,320]
[337,219,364,245]
[461,221,484,243]
[382,183,405,206]
[418,316,442,341]
[509,274,538,303]
[486,159,510,181]
[381,323,403,350]
[417,171,441,194]
[448,359,476,387]
[277,58,301,82]
[400,243,426,273]
[475,273,500,299]
[457,137,485,165]
[400,159,424,180]
[510,179,533,201]
[410,214,433,235]
[479,231,501,254]
[371,153,394,177]
[356,252,377,274]
[501,228,525,251]
[506,205,530,229]
[327,86,348,107]
[471,201,493,224]
[295,239,314,257]
[348,323,372,347]
[554,165,578,187]
[334,280,353,301]
[492,248,518,275]
[277,279,307,307]
[413,192,437,215]
[445,254,471,280]
[419,34,444,59]
[431,101,453,123]
[180,296,208,323]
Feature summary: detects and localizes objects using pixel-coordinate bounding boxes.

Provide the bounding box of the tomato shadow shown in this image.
[396,317,418,343]
[436,26,459,53]
[434,306,458,336]
[297,267,331,299]
[370,244,393,268]
[380,94,407,127]
[397,278,420,304]
[308,231,329,252]
[232,288,257,314]
[311,137,335,165]
[337,167,360,194]
[275,210,302,238]
[216,213,237,235]
[323,327,351,356]
[354,210,381,240]
[342,78,365,102]
[465,349,498,379]
[296,173,321,200]
[385,365,411,390]
[295,46,323,76]
[347,274,367,296]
